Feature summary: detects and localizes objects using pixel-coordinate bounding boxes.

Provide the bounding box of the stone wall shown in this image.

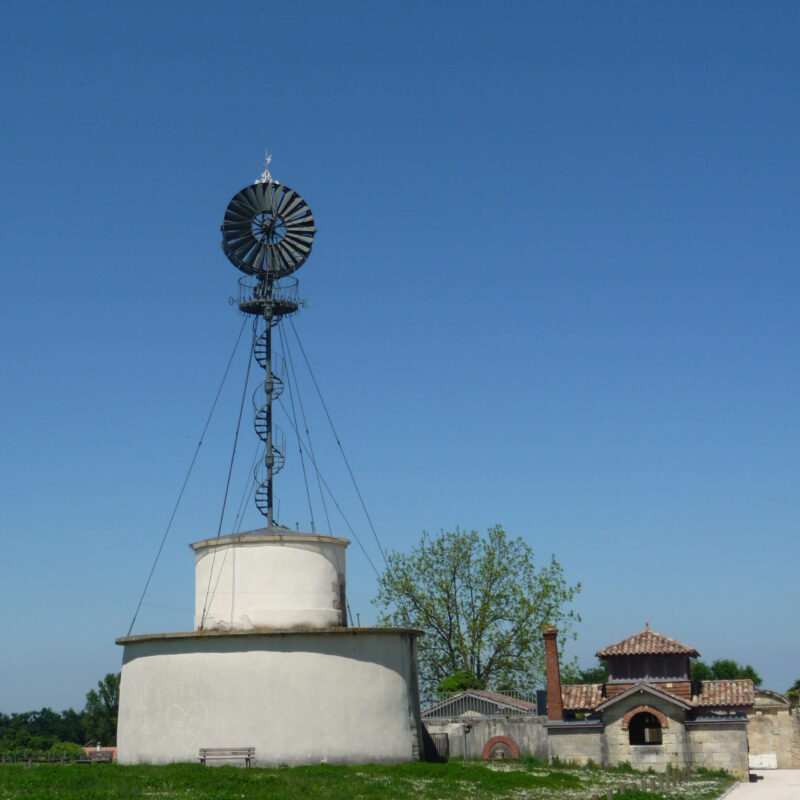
[602,692,690,771]
[424,694,770,775]
[422,716,548,760]
[748,707,793,768]
[547,725,604,766]
[746,703,800,769]
[686,722,749,777]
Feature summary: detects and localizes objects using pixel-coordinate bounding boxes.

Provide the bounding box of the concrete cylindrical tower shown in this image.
[192,530,348,631]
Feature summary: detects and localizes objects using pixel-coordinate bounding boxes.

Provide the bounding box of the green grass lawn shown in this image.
[0,760,736,799]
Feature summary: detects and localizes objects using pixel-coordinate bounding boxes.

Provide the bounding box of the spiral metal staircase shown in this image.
[220,176,316,526]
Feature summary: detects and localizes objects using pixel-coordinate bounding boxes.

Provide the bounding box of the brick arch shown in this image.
[621,705,669,730]
[482,735,519,760]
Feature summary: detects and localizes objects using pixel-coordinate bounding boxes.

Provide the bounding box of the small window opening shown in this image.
[629,712,662,745]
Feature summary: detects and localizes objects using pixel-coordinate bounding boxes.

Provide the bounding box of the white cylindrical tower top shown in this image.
[191,529,349,631]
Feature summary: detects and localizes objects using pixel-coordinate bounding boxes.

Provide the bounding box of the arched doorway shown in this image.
[628,711,662,745]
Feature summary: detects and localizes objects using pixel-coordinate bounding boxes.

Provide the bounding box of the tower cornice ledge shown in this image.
[190,531,350,550]
[116,626,424,645]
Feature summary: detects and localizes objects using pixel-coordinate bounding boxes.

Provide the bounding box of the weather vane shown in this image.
[257,150,276,185]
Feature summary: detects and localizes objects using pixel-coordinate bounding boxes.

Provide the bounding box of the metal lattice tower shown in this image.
[220,170,316,526]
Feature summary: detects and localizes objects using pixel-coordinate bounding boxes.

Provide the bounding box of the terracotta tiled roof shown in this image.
[596,628,699,657]
[692,679,754,708]
[562,683,603,711]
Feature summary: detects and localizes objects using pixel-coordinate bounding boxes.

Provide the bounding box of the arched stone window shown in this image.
[628,711,663,745]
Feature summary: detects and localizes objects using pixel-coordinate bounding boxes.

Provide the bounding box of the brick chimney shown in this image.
[542,625,563,721]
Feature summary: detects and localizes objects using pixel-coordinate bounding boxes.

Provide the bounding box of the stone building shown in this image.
[420,626,799,773]
[544,625,752,776]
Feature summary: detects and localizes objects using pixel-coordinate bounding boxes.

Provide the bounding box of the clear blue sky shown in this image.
[1,2,798,713]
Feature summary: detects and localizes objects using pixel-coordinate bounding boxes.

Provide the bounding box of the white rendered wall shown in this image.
[192,534,348,631]
[117,630,422,766]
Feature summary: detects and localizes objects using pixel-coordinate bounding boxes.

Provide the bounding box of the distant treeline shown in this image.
[562,658,764,688]
[0,673,119,753]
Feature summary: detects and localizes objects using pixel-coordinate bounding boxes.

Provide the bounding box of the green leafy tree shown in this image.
[47,741,84,760]
[83,673,120,746]
[691,660,715,683]
[561,659,609,685]
[0,707,86,751]
[26,708,63,739]
[437,670,486,696]
[786,678,800,706]
[57,709,86,745]
[691,658,762,686]
[709,659,762,686]
[373,525,581,695]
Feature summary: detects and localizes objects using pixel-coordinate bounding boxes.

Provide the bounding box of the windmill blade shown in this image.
[280,193,306,220]
[229,194,258,218]
[243,185,260,211]
[285,223,315,240]
[249,241,267,273]
[286,213,315,229]
[252,181,267,209]
[282,234,312,255]
[267,183,282,214]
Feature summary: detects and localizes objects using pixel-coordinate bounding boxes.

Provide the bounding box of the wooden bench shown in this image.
[198,747,255,767]
[86,750,114,763]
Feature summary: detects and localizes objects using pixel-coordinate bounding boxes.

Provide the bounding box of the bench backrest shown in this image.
[87,751,114,761]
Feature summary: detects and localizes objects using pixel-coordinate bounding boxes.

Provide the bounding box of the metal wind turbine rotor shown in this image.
[222,182,316,277]
[221,165,317,527]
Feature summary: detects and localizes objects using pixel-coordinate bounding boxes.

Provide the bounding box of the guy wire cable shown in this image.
[280,319,334,537]
[277,321,316,532]
[276,395,381,578]
[199,318,257,629]
[205,440,262,613]
[126,316,248,637]
[287,317,388,565]
[278,321,354,623]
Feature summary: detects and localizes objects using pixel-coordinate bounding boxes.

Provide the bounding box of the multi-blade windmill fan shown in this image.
[221,182,316,276]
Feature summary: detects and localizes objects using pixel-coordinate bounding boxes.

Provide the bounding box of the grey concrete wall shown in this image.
[687,723,749,777]
[547,726,604,766]
[117,630,421,766]
[423,716,548,760]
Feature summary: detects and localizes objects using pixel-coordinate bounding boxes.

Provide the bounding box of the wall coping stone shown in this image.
[546,720,605,730]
